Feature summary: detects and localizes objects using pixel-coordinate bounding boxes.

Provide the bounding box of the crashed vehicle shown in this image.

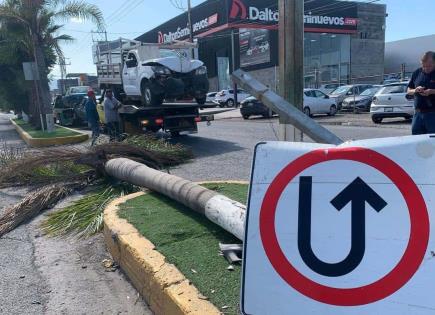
[92,38,213,136]
[94,38,209,106]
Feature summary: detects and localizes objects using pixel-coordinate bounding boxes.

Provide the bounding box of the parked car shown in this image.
[303,89,338,116]
[328,84,374,109]
[319,83,343,95]
[240,97,275,119]
[199,92,219,109]
[370,83,414,124]
[341,86,382,112]
[65,85,91,96]
[206,92,218,103]
[213,89,251,107]
[53,93,88,126]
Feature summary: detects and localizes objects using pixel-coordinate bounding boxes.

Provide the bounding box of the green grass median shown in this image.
[13,119,80,138]
[118,183,248,315]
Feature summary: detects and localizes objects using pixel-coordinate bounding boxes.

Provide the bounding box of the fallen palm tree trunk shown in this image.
[105,158,246,240]
[0,182,82,237]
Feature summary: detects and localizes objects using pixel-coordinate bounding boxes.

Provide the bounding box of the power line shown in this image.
[107,0,145,27]
[105,0,134,21]
[64,28,144,35]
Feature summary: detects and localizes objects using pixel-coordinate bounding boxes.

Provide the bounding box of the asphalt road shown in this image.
[171,114,411,181]
[0,111,411,314]
[0,113,152,315]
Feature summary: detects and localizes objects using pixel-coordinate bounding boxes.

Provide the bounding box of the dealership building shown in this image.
[137,0,387,91]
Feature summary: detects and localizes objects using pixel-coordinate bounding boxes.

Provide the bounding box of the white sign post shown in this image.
[242,135,435,314]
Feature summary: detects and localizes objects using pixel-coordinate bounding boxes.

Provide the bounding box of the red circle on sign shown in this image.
[260,147,430,306]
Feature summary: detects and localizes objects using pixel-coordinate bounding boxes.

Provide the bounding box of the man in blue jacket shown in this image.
[408,51,435,135]
[85,90,100,145]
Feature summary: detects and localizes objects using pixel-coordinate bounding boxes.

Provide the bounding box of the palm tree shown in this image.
[0,0,104,130]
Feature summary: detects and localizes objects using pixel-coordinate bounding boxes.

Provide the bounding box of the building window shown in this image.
[304,33,351,88]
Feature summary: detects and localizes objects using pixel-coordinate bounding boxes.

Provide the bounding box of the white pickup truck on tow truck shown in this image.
[93,38,212,136]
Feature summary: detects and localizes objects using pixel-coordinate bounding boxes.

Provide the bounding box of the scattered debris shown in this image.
[198,294,209,300]
[102,258,118,272]
[31,301,41,305]
[219,243,243,264]
[81,265,87,269]
[211,289,216,294]
[227,265,235,271]
[191,269,198,274]
[19,275,25,279]
[431,251,435,257]
[221,305,229,310]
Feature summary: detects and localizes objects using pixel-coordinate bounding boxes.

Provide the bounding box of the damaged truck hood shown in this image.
[143,57,203,73]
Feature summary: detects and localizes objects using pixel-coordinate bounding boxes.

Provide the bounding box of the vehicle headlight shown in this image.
[152,66,171,75]
[195,66,207,75]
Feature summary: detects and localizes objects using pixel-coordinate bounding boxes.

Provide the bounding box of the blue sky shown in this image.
[53,0,435,78]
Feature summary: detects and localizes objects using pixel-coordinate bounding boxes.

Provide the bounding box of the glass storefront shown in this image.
[304,33,351,88]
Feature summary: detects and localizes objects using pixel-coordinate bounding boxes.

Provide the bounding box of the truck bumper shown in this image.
[158,73,209,100]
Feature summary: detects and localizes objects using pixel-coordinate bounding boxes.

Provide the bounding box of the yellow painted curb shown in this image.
[104,181,248,315]
[11,119,89,147]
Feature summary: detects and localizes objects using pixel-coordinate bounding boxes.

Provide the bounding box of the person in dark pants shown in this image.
[103,89,122,141]
[408,51,435,135]
[85,90,100,145]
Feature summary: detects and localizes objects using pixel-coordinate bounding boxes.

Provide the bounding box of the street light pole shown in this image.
[278,0,304,142]
[187,0,193,43]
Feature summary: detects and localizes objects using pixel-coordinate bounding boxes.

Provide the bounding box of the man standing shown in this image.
[85,90,100,145]
[408,51,435,135]
[104,89,122,141]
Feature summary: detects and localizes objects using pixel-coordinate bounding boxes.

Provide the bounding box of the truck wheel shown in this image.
[170,131,181,137]
[142,82,163,106]
[196,97,206,105]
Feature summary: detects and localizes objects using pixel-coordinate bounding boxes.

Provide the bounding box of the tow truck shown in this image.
[93,38,213,136]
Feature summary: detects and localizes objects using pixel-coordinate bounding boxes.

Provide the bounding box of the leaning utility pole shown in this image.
[59,57,71,95]
[278,0,304,141]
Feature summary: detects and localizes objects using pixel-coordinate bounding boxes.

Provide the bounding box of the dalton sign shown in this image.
[228,0,358,31]
[242,135,435,314]
[137,0,359,44]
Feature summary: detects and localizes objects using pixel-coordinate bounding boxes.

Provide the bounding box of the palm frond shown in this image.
[41,183,137,238]
[54,1,105,31]
[0,181,82,237]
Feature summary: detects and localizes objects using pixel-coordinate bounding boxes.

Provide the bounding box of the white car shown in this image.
[303,89,338,116]
[370,83,414,124]
[206,92,218,103]
[213,89,251,107]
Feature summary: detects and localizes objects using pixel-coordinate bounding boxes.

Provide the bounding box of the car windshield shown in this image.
[360,87,380,96]
[331,86,351,94]
[69,86,89,94]
[380,85,407,94]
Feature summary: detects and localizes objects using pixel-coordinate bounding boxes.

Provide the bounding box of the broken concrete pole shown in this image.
[105,158,246,240]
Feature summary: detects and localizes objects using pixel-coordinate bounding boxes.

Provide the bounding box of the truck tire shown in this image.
[196,97,206,105]
[141,81,163,106]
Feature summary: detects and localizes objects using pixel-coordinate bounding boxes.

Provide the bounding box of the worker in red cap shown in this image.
[85,90,100,145]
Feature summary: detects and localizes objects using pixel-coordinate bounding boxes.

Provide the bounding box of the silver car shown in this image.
[370,83,414,124]
[329,84,374,109]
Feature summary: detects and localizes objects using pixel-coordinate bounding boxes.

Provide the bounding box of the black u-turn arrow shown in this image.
[298,176,387,277]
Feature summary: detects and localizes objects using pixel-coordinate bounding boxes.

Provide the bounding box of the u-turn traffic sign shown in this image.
[242,136,434,314]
